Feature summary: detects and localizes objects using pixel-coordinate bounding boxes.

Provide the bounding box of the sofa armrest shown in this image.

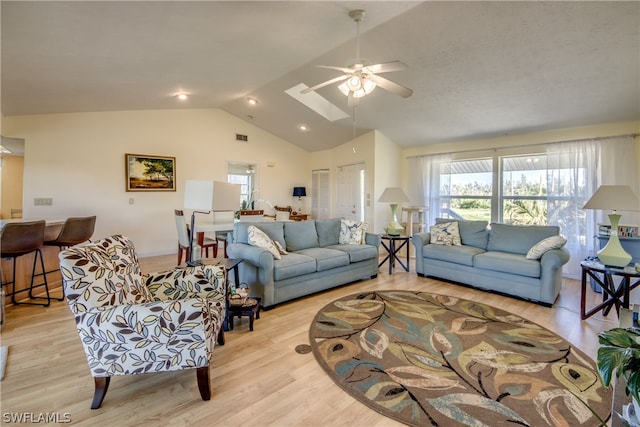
[227,243,275,270]
[412,232,431,275]
[74,298,216,376]
[538,246,570,304]
[365,232,382,247]
[540,247,571,269]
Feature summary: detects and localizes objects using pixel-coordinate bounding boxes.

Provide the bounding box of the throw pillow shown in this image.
[525,235,567,260]
[339,220,368,244]
[274,240,288,255]
[430,221,462,246]
[247,225,281,260]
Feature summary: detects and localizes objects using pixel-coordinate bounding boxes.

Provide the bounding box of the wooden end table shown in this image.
[580,260,640,320]
[378,235,410,274]
[227,297,261,331]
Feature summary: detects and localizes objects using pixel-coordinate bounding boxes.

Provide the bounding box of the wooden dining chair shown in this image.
[174,209,218,265]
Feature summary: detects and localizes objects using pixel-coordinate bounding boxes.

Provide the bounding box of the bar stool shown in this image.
[44,216,96,250]
[0,220,51,306]
[43,216,96,300]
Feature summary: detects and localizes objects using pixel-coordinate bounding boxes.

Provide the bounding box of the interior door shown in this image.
[311,169,330,219]
[336,163,365,221]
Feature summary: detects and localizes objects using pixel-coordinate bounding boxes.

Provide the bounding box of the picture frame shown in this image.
[125,153,176,192]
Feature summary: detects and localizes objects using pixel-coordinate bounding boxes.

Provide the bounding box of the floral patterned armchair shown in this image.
[58,235,226,409]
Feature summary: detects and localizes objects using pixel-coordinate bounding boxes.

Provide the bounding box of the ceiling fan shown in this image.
[302,9,413,101]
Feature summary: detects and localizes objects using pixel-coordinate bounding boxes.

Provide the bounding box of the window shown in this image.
[500,154,547,225]
[227,162,255,209]
[437,154,549,225]
[440,158,492,221]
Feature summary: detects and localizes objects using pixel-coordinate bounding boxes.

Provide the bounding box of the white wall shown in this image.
[373,131,404,234]
[3,108,311,256]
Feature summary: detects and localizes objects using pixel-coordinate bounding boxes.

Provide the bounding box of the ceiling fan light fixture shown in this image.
[338,76,376,98]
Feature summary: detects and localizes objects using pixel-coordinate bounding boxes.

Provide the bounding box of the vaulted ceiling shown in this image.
[2,1,639,152]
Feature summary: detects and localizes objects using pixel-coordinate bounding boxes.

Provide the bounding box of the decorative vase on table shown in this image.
[384,203,404,236]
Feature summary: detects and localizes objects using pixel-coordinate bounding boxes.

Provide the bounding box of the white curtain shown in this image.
[407,153,452,227]
[546,140,600,279]
[546,135,639,279]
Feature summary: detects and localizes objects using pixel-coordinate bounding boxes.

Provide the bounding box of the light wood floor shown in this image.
[0,254,620,426]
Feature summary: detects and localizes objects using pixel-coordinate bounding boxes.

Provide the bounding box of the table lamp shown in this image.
[293,186,306,212]
[184,180,214,266]
[378,187,410,236]
[583,185,640,267]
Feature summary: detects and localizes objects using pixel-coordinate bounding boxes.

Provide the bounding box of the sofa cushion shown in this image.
[274,240,288,255]
[315,219,341,247]
[422,244,485,267]
[284,221,319,251]
[234,221,285,247]
[295,247,350,272]
[248,225,281,260]
[273,253,317,281]
[473,251,541,278]
[339,220,368,244]
[487,223,559,255]
[526,235,567,260]
[326,244,378,263]
[436,218,489,249]
[430,221,461,246]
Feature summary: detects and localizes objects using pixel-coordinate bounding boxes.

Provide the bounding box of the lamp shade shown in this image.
[184,180,214,211]
[583,185,640,212]
[293,187,306,198]
[378,187,410,204]
[212,181,241,211]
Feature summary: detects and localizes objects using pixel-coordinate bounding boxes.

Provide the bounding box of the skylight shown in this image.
[285,84,348,122]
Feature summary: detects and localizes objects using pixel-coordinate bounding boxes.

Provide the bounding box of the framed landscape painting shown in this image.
[125,154,176,192]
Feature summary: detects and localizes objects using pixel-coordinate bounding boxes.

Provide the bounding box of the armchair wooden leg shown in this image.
[196,366,211,401]
[91,376,111,409]
[217,327,225,345]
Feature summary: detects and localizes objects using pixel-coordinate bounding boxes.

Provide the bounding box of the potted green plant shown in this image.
[597,327,640,426]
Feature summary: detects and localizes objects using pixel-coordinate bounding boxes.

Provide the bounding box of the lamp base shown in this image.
[597,214,632,268]
[385,204,405,236]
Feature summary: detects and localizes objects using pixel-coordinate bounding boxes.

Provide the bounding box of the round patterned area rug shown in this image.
[309,291,612,427]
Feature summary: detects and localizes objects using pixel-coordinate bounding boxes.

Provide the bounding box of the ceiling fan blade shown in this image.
[365,61,408,74]
[301,74,350,94]
[316,65,354,74]
[370,74,413,98]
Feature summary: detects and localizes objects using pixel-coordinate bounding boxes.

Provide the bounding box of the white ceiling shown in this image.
[2,1,639,152]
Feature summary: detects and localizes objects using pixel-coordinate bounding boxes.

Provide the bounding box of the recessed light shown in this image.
[176,92,189,101]
[247,97,258,106]
[298,124,309,131]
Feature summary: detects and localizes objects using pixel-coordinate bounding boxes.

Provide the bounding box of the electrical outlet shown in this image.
[34,198,53,206]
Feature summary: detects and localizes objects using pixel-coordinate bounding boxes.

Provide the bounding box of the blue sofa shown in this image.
[227,219,381,308]
[412,220,570,306]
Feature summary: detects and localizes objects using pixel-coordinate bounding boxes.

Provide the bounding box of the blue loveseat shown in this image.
[227,219,381,308]
[412,220,570,306]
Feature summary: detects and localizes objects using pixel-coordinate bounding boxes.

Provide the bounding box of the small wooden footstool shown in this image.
[227,297,261,331]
